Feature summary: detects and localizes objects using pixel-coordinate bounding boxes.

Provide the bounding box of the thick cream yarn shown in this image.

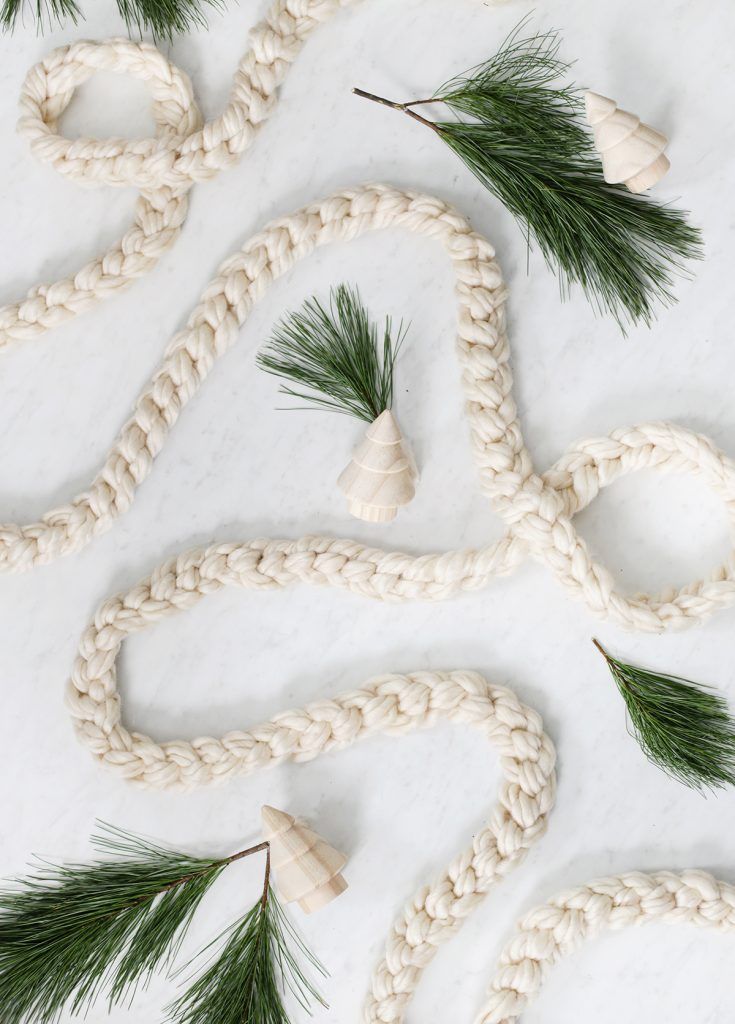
[481,869,735,1024]
[3,0,735,635]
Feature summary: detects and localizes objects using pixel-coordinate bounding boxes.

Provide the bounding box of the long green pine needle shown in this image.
[169,882,327,1024]
[0,824,229,1023]
[0,0,79,29]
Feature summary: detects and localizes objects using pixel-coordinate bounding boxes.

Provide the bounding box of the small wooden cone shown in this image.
[337,409,416,523]
[262,805,348,915]
[585,90,670,194]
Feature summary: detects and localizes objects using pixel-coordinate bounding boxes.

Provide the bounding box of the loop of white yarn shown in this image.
[2,0,345,344]
[3,0,735,634]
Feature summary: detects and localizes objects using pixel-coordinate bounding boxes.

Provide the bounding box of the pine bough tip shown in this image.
[594,639,735,793]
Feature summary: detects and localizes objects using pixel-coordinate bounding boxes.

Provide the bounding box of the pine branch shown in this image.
[116,0,223,38]
[257,283,407,423]
[354,23,703,329]
[169,882,327,1024]
[0,0,80,30]
[0,824,267,1023]
[594,640,735,791]
[1,0,222,36]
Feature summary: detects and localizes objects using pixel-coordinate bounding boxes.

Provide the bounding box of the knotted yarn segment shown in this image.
[480,870,735,1023]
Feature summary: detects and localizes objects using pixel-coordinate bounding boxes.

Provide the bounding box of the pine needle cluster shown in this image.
[594,641,735,791]
[354,23,702,329]
[1,0,223,37]
[170,891,326,1024]
[258,283,406,423]
[0,0,78,29]
[0,824,325,1024]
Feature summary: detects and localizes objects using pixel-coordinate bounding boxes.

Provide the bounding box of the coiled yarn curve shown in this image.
[3,0,735,633]
[3,0,348,343]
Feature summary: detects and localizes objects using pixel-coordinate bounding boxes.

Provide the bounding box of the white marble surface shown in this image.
[1,0,735,1020]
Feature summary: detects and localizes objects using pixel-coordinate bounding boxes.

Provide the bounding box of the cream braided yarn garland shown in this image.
[7,6,734,1018]
[3,0,735,635]
[71,647,557,1017]
[66,588,735,1020]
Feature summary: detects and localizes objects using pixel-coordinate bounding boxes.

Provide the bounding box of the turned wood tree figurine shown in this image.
[338,409,414,523]
[262,805,349,914]
[584,91,670,194]
[257,283,416,523]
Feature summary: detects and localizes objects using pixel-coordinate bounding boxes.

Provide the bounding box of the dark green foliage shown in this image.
[595,640,735,791]
[1,0,223,37]
[0,824,226,1023]
[0,824,324,1024]
[169,889,326,1024]
[116,0,222,37]
[354,23,702,329]
[258,283,406,422]
[0,0,80,29]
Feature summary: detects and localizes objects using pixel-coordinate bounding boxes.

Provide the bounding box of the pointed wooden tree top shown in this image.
[584,90,617,125]
[366,408,403,444]
[262,805,294,837]
[261,804,349,914]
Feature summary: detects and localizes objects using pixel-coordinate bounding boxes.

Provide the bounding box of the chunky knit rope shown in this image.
[481,869,735,1024]
[3,0,735,634]
[66,589,734,1020]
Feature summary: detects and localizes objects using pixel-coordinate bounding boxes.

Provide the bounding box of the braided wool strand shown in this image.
[3,0,735,634]
[3,186,735,630]
[481,870,735,1024]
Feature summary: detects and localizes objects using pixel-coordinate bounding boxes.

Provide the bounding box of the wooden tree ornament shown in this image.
[337,409,415,523]
[262,805,348,914]
[585,91,670,194]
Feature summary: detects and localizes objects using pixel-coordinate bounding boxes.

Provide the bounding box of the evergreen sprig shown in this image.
[354,23,702,329]
[0,0,79,29]
[1,0,223,37]
[257,283,407,423]
[170,888,326,1024]
[594,640,735,792]
[0,823,224,1023]
[0,824,324,1024]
